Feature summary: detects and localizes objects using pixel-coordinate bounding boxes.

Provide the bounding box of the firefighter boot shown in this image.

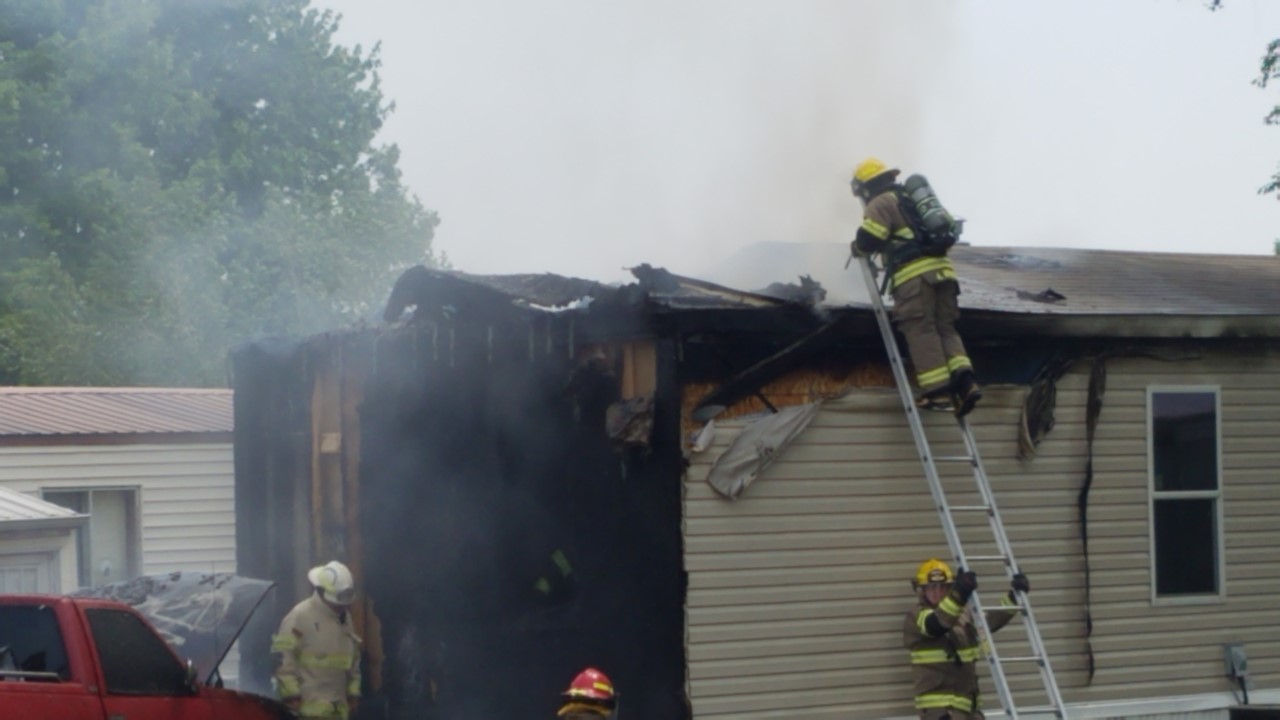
[952,370,983,417]
[916,389,956,413]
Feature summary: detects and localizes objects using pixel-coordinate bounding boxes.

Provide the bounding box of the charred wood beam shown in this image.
[700,342,780,418]
[649,306,831,339]
[691,315,855,422]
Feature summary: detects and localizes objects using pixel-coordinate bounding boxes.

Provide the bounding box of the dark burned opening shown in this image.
[233,300,687,718]
[358,336,686,718]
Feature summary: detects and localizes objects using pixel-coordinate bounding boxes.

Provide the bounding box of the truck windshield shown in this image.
[85,608,189,696]
[0,604,71,681]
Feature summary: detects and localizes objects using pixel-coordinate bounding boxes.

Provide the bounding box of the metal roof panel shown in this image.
[0,387,232,437]
[0,486,88,523]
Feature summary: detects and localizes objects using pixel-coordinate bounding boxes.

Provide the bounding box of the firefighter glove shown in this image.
[952,568,978,601]
[1011,572,1030,594]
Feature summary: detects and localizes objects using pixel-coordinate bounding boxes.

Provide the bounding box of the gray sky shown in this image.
[318,0,1280,284]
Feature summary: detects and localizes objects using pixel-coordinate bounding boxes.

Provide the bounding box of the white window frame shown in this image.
[39,486,143,589]
[1147,385,1225,605]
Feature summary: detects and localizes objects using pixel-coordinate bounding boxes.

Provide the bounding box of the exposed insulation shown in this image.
[681,360,893,439]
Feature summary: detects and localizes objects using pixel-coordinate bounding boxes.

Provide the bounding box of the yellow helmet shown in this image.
[852,157,897,184]
[913,558,954,588]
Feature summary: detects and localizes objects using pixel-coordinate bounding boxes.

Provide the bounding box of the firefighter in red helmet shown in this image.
[558,667,618,719]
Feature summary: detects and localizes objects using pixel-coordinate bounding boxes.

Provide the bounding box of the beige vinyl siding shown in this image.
[1084,353,1280,701]
[0,443,236,576]
[683,348,1280,719]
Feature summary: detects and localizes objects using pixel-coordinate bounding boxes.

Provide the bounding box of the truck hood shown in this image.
[73,572,274,684]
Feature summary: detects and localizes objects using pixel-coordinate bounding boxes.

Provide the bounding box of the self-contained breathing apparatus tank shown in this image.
[899,174,961,256]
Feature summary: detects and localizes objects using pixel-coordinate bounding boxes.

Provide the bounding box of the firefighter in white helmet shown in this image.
[272,560,363,718]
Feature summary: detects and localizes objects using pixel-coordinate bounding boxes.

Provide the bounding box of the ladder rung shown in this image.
[934,455,975,462]
[965,555,1010,563]
[1009,705,1065,717]
[949,505,991,512]
[998,655,1046,664]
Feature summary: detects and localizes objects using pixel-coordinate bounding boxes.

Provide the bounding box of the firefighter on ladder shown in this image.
[272,560,362,719]
[850,157,982,416]
[558,667,618,719]
[906,558,1031,720]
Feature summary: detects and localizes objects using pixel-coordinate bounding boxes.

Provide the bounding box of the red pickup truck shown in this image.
[1,590,291,719]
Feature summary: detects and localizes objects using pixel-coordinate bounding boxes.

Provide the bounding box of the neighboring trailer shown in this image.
[0,388,240,681]
[0,388,237,583]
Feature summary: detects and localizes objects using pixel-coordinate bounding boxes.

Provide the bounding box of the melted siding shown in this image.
[683,348,1280,719]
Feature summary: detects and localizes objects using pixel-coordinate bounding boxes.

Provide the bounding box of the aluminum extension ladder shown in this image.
[856,256,1069,720]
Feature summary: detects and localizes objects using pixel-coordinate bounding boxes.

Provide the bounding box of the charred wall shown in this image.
[233,312,686,718]
[233,337,315,696]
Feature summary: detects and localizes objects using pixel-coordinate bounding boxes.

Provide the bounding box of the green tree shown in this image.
[1254,39,1280,197]
[1211,0,1280,202]
[0,0,439,386]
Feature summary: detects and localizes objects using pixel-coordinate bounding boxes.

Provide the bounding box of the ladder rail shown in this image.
[959,420,1070,715]
[856,257,1021,718]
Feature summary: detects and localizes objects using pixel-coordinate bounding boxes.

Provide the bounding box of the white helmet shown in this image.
[307,560,356,606]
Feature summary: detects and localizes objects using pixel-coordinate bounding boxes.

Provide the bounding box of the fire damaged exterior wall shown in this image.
[682,344,1280,719]
[232,258,1280,719]
[233,316,688,717]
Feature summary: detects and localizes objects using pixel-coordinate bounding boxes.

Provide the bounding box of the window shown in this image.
[1148,388,1223,600]
[41,489,140,588]
[0,604,72,681]
[85,608,188,696]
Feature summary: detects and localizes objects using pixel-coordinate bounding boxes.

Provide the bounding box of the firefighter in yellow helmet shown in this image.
[850,157,981,416]
[272,560,363,719]
[905,559,1031,720]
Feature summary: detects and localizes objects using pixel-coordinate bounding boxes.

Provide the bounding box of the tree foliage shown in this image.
[0,0,440,385]
[1211,0,1280,199]
[1253,38,1280,197]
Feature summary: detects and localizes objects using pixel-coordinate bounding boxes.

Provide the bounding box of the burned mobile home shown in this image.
[232,244,1280,719]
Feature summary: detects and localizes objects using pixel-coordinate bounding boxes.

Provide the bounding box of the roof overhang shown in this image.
[0,515,89,532]
[958,312,1280,340]
[0,431,233,448]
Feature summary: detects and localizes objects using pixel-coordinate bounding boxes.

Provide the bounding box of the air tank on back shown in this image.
[901,174,957,238]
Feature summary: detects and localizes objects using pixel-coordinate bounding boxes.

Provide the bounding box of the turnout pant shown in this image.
[920,710,984,720]
[891,272,971,395]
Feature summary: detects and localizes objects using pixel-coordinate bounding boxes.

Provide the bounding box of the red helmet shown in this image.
[563,667,616,704]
